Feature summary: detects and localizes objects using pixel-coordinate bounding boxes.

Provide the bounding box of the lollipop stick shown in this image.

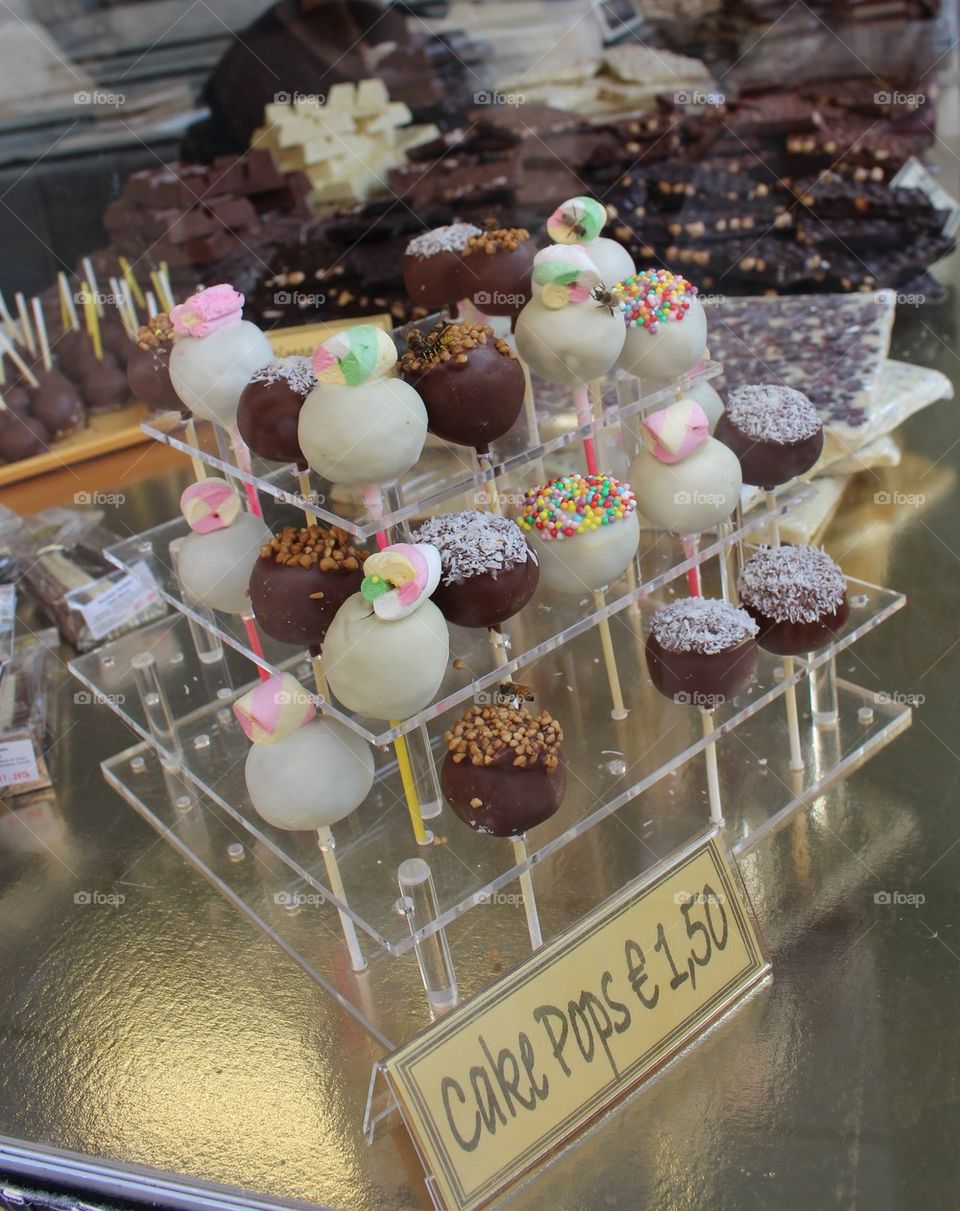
[361,484,388,550]
[763,490,804,767]
[572,383,599,475]
[594,590,628,721]
[488,624,510,672]
[474,447,501,514]
[718,519,737,604]
[0,290,21,343]
[82,258,103,316]
[316,826,366,972]
[297,470,319,524]
[230,427,265,519]
[682,534,702,597]
[145,290,159,320]
[0,332,38,388]
[119,256,146,308]
[159,263,175,311]
[182,420,206,483]
[30,299,51,372]
[310,654,328,703]
[59,274,80,331]
[241,614,271,682]
[392,724,431,846]
[81,282,102,360]
[15,293,35,355]
[510,834,543,951]
[701,709,724,825]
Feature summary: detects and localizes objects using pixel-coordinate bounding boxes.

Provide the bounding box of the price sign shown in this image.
[381,835,767,1210]
[0,738,40,787]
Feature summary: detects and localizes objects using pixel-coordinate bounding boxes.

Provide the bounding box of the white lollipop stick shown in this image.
[82,257,103,316]
[145,290,159,320]
[510,834,543,951]
[701,709,724,825]
[764,490,804,770]
[594,591,628,720]
[0,331,38,388]
[317,826,366,972]
[0,290,21,343]
[14,293,34,355]
[30,299,51,372]
[58,274,80,331]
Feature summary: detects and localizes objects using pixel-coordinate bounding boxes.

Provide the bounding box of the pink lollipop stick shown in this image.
[682,534,702,596]
[572,384,599,475]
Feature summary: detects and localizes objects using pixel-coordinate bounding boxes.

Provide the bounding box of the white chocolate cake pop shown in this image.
[176,478,270,614]
[245,715,375,831]
[323,543,449,719]
[517,474,640,592]
[514,247,625,386]
[641,377,724,432]
[547,195,635,285]
[169,285,272,426]
[233,672,316,745]
[298,326,427,486]
[615,269,707,380]
[629,398,741,534]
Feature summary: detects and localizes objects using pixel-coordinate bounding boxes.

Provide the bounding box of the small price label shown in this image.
[382,836,767,1210]
[0,738,40,787]
[68,564,160,642]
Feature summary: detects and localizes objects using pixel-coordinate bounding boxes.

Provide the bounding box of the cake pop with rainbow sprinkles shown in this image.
[615,268,707,381]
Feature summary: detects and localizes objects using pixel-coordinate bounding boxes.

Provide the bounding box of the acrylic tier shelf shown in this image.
[141,358,721,540]
[71,570,904,964]
[105,484,812,746]
[98,666,909,1048]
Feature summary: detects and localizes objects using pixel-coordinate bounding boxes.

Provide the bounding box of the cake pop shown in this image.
[126,315,184,414]
[441,703,565,837]
[244,714,375,831]
[646,597,759,706]
[322,542,448,720]
[30,369,84,438]
[615,268,707,380]
[233,672,316,744]
[714,384,824,487]
[81,352,130,412]
[514,246,626,386]
[461,227,535,317]
[237,356,314,465]
[399,322,525,449]
[248,524,369,651]
[0,411,49,462]
[169,285,272,427]
[411,511,539,629]
[517,474,639,592]
[629,398,742,534]
[546,195,635,285]
[176,478,270,614]
[299,326,427,486]
[738,545,849,656]
[403,223,481,311]
[642,377,724,432]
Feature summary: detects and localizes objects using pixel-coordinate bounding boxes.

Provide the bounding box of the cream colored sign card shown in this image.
[267,314,392,358]
[385,838,765,1210]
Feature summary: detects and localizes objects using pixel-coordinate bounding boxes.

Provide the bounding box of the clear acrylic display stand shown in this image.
[71,319,914,1056]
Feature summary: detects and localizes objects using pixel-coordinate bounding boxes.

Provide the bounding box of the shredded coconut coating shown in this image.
[738,545,847,624]
[249,356,315,395]
[651,597,758,654]
[412,511,535,584]
[726,384,822,444]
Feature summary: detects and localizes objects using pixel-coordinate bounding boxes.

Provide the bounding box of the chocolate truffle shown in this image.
[126,315,184,413]
[403,223,481,310]
[30,369,84,438]
[460,227,535,317]
[715,384,824,487]
[441,703,566,837]
[248,524,369,653]
[646,597,759,707]
[237,356,314,464]
[738,545,849,656]
[411,511,539,629]
[0,412,50,462]
[399,322,525,449]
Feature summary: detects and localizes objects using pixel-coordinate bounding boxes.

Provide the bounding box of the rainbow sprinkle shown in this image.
[614,268,698,334]
[518,474,636,541]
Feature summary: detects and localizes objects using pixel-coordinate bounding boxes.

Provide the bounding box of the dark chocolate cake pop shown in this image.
[738,545,849,656]
[55,327,88,377]
[127,315,184,413]
[403,223,481,310]
[101,314,133,365]
[411,511,539,629]
[237,356,314,464]
[399,322,526,449]
[460,227,535,317]
[0,411,50,462]
[646,597,759,706]
[81,352,130,412]
[714,384,824,487]
[30,369,84,438]
[2,384,32,416]
[248,524,370,652]
[441,703,566,837]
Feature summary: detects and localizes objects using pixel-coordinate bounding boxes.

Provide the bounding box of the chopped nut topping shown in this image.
[443,703,562,771]
[259,524,369,571]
